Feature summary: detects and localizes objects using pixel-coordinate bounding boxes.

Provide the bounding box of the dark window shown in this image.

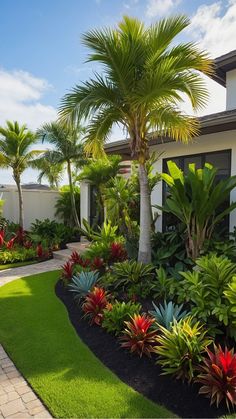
[162,149,232,234]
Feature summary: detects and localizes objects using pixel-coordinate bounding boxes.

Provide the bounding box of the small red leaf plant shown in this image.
[109,242,127,264]
[120,314,158,357]
[197,344,236,411]
[0,229,5,247]
[69,251,105,272]
[61,260,74,284]
[82,287,110,325]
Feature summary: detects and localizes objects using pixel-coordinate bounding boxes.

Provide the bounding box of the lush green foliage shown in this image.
[55,185,80,227]
[102,300,141,335]
[120,314,158,358]
[31,218,76,248]
[68,271,100,302]
[154,317,212,382]
[112,260,154,298]
[0,247,37,264]
[197,345,236,410]
[149,300,189,330]
[178,254,236,336]
[161,161,236,259]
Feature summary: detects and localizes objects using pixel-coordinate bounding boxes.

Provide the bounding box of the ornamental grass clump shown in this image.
[197,345,236,411]
[120,314,158,357]
[154,316,212,382]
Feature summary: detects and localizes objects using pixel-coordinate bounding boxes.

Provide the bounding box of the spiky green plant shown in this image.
[149,300,189,330]
[68,271,100,302]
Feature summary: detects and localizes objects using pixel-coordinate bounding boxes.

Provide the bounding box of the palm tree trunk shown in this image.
[67,160,80,228]
[138,163,151,263]
[14,175,24,229]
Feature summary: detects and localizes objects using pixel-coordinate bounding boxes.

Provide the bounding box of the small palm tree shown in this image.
[32,153,63,189]
[0,121,41,228]
[59,15,213,263]
[36,121,85,227]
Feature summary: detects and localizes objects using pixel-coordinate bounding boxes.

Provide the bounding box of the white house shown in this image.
[80,49,236,233]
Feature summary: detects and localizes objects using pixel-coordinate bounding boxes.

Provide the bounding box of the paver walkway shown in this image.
[0,259,62,418]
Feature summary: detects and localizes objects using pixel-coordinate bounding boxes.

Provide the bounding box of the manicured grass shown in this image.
[0,271,175,418]
[0,260,38,270]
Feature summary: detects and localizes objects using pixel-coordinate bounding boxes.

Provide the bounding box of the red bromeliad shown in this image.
[70,251,83,265]
[197,345,236,410]
[91,257,104,270]
[109,242,127,263]
[82,287,108,325]
[0,229,5,247]
[61,261,74,280]
[7,237,15,249]
[120,314,158,358]
[36,243,43,258]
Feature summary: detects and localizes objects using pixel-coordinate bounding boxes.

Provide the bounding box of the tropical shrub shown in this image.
[120,314,158,357]
[0,247,37,264]
[31,218,76,248]
[151,267,173,300]
[109,242,127,263]
[197,345,236,410]
[112,260,154,298]
[154,317,212,382]
[82,287,109,325]
[149,300,189,330]
[55,185,80,227]
[161,161,236,259]
[61,261,74,283]
[102,301,141,335]
[68,271,100,302]
[178,254,236,336]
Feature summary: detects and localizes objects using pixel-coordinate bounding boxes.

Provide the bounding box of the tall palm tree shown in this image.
[59,15,213,263]
[0,121,41,228]
[36,121,85,227]
[32,153,63,189]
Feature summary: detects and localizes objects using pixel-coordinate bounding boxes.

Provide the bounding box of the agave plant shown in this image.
[149,300,189,330]
[120,314,158,357]
[68,271,100,302]
[197,345,236,410]
[82,287,108,325]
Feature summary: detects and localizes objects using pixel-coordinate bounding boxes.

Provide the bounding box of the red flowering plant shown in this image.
[0,229,5,247]
[91,256,105,271]
[82,287,109,325]
[120,314,158,357]
[109,242,127,264]
[197,345,236,410]
[61,261,74,284]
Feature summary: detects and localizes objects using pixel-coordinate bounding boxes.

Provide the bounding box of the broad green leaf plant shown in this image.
[162,161,236,259]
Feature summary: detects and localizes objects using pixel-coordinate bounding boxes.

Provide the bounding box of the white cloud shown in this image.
[146,0,181,18]
[189,0,236,57]
[0,69,57,130]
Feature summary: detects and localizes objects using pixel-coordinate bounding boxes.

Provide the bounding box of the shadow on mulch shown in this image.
[55,279,230,419]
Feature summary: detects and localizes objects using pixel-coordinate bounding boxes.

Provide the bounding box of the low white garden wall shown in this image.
[1,188,61,230]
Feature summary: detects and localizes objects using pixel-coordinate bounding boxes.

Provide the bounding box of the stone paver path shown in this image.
[0,259,62,418]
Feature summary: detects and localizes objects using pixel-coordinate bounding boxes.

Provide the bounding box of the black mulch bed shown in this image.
[55,279,229,419]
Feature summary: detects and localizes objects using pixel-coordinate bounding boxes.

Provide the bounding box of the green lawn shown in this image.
[0,271,175,418]
[0,260,39,270]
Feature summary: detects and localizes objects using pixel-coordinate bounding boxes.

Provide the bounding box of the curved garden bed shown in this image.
[56,279,228,419]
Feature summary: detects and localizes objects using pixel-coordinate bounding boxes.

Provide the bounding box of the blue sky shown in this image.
[0,0,235,184]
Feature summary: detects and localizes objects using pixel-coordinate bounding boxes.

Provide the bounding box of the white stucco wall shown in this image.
[150,129,236,232]
[80,181,90,227]
[226,69,236,110]
[1,189,61,230]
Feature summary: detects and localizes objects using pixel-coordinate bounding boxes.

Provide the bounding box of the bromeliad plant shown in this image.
[120,314,158,357]
[112,260,154,298]
[161,161,236,259]
[61,261,74,283]
[149,300,189,330]
[68,271,100,302]
[102,301,141,335]
[197,345,236,411]
[82,287,109,325]
[154,317,212,382]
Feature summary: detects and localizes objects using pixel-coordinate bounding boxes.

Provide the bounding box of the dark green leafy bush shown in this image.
[112,260,154,298]
[102,300,141,335]
[31,218,76,248]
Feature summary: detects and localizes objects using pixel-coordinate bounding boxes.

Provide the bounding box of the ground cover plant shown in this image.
[0,271,173,419]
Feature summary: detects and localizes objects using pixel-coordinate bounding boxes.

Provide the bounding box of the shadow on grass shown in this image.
[0,271,174,418]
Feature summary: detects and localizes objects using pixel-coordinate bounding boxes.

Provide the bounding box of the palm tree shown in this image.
[0,121,41,228]
[36,121,85,227]
[32,153,63,189]
[59,15,213,263]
